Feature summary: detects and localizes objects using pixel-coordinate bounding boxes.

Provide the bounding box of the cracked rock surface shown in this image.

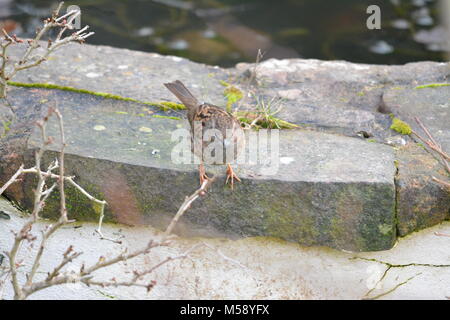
[1,198,449,300]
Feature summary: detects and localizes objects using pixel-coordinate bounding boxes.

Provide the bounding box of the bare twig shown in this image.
[432,176,450,189]
[164,177,215,236]
[0,2,94,98]
[236,49,264,113]
[0,103,241,299]
[0,164,24,196]
[54,109,67,222]
[412,117,450,172]
[434,232,450,237]
[131,243,202,283]
[247,49,264,89]
[0,106,220,298]
[411,117,450,188]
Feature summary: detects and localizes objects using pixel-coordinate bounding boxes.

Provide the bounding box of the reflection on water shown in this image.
[1,0,448,66]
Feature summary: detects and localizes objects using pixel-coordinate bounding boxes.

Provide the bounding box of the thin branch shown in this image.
[54,109,67,222]
[164,177,215,236]
[0,1,94,98]
[0,87,226,299]
[432,176,450,189]
[434,232,450,238]
[45,246,82,282]
[0,164,24,196]
[412,117,450,174]
[131,243,202,282]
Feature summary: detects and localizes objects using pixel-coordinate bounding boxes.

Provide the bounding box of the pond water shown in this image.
[1,0,448,67]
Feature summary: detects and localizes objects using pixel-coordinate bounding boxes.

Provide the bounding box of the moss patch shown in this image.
[157,101,186,111]
[152,115,181,120]
[415,83,450,89]
[220,80,243,113]
[235,111,299,130]
[1,120,11,137]
[390,117,412,135]
[7,81,185,112]
[224,86,243,112]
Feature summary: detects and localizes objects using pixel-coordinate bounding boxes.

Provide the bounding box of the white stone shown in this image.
[1,198,449,300]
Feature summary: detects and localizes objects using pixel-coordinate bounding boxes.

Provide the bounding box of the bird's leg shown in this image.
[199,163,210,186]
[225,163,241,190]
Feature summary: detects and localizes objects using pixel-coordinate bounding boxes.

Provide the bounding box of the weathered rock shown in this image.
[6,44,449,142]
[383,85,450,152]
[6,43,229,105]
[1,86,396,252]
[1,44,448,251]
[395,144,450,236]
[235,59,449,142]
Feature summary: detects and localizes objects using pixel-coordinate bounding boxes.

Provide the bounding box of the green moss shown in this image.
[415,83,450,89]
[367,139,377,143]
[1,120,11,137]
[115,111,128,115]
[417,142,426,150]
[235,111,298,130]
[7,81,185,112]
[152,115,181,120]
[390,117,412,135]
[378,224,393,236]
[278,28,309,38]
[222,84,243,113]
[263,197,320,243]
[394,160,399,168]
[219,80,231,87]
[157,101,186,111]
[96,290,118,300]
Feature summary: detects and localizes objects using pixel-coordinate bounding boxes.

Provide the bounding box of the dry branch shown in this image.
[0,105,224,299]
[0,2,94,98]
[164,178,215,236]
[411,117,450,189]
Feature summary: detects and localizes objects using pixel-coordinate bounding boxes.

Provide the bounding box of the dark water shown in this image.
[1,0,448,67]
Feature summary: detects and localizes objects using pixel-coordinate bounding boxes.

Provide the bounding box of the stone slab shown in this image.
[1,87,396,252]
[395,144,450,236]
[1,44,448,251]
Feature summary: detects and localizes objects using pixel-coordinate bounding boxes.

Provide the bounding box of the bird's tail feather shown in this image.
[164,80,199,110]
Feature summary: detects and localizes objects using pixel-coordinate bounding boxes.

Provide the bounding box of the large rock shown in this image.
[395,144,450,236]
[0,44,448,251]
[1,87,396,252]
[382,82,450,235]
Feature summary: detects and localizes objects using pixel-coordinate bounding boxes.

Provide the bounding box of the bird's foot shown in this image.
[199,163,210,186]
[226,164,241,190]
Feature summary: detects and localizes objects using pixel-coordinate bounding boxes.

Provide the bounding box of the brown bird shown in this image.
[164,80,245,189]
